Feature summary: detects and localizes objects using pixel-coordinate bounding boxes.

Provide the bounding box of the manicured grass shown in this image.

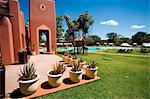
[38,53,149,99]
[96,49,150,56]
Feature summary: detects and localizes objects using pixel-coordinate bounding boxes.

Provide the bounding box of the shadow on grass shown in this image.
[101,58,112,61]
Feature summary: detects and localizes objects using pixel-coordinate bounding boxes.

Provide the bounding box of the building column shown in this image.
[0,17,15,65]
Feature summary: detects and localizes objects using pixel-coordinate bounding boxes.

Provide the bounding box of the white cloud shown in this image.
[100,19,119,26]
[131,25,146,29]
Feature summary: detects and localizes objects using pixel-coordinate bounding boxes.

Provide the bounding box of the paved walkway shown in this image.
[90,51,150,58]
[5,54,62,96]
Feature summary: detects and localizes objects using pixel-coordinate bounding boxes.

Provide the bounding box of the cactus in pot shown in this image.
[78,58,86,67]
[69,62,83,83]
[85,61,98,79]
[47,62,65,87]
[18,63,40,95]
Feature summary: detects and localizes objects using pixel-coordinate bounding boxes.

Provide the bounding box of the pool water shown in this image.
[57,46,134,51]
[57,47,113,51]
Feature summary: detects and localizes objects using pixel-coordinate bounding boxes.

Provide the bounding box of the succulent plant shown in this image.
[78,58,84,63]
[87,61,97,69]
[64,51,68,56]
[68,55,72,58]
[72,56,77,60]
[19,63,36,81]
[71,62,81,72]
[50,62,65,75]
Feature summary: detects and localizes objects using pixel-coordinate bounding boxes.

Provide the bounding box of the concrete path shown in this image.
[90,51,150,58]
[5,54,62,96]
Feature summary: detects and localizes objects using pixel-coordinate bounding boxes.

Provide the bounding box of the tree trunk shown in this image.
[83,39,85,54]
[82,35,85,54]
[72,32,75,54]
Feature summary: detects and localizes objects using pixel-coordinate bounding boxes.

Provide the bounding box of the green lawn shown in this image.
[38,53,149,99]
[96,49,150,56]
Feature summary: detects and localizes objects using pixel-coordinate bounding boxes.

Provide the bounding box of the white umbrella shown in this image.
[121,43,130,47]
[108,43,114,46]
[142,43,150,48]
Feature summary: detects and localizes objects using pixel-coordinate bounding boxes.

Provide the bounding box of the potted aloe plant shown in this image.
[85,61,98,79]
[69,56,77,65]
[18,63,40,95]
[78,58,86,67]
[69,62,83,83]
[47,62,65,87]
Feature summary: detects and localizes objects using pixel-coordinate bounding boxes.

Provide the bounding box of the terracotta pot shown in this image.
[63,57,68,63]
[79,61,86,67]
[70,59,77,65]
[66,58,69,63]
[18,74,40,95]
[31,51,36,56]
[69,70,83,83]
[47,72,63,87]
[62,56,65,61]
[85,67,98,79]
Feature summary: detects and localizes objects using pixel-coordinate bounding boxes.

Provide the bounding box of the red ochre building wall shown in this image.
[29,0,56,54]
[9,0,26,62]
[0,0,57,65]
[0,17,15,65]
[0,0,26,65]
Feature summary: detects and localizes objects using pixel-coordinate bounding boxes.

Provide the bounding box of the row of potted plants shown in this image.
[17,59,98,95]
[62,55,86,66]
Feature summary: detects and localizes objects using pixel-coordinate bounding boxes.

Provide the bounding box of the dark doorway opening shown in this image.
[39,30,49,54]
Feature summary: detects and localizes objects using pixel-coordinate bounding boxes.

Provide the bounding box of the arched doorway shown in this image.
[39,30,50,54]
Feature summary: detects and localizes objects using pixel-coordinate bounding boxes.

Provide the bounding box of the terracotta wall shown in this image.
[0,17,15,65]
[19,11,26,49]
[9,0,25,62]
[0,0,25,65]
[29,0,56,54]
[0,1,8,19]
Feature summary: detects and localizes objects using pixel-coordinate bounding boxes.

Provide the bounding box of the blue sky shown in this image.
[19,0,149,39]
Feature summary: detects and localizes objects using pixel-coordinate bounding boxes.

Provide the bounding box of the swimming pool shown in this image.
[57,46,124,51]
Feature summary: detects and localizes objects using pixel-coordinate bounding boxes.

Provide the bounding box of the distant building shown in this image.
[0,0,57,65]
